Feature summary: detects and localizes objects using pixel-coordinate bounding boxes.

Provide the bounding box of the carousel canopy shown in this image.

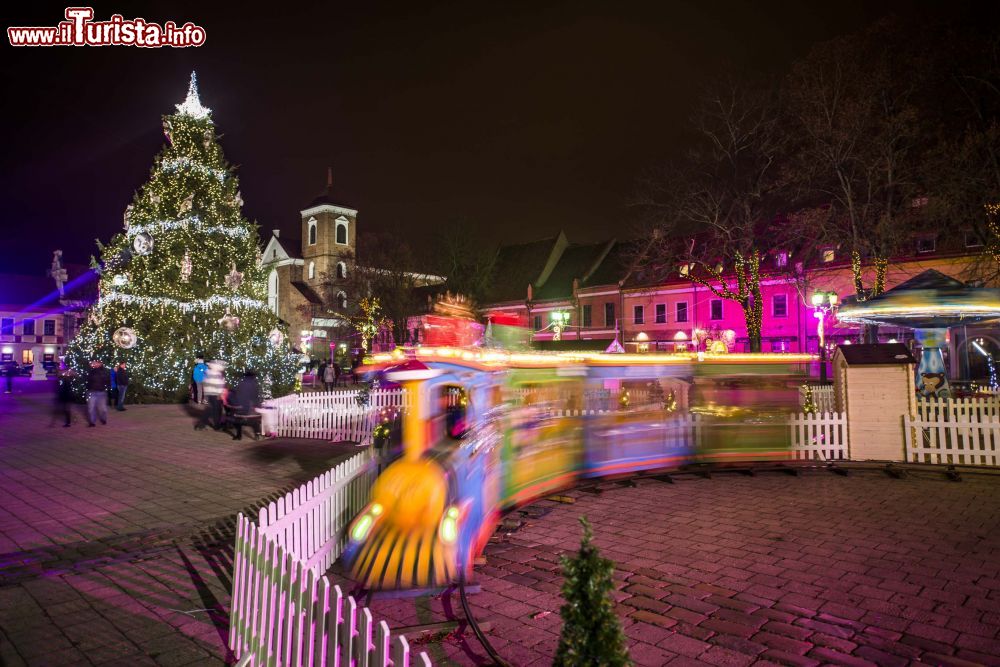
[836,269,1000,329]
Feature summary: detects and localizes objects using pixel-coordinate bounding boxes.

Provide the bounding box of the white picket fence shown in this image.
[916,396,1000,422]
[904,414,1000,466]
[262,388,408,443]
[799,384,836,413]
[788,412,849,461]
[230,450,432,667]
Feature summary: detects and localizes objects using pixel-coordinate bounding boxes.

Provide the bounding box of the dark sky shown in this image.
[0,0,957,274]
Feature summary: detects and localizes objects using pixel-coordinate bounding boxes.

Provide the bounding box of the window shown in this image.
[21,319,35,336]
[337,292,347,310]
[1,318,13,335]
[336,262,346,279]
[308,262,316,280]
[533,315,542,331]
[272,249,277,259]
[710,299,723,321]
[821,249,835,263]
[582,305,592,328]
[917,236,936,254]
[43,320,55,336]
[772,294,788,318]
[633,305,644,325]
[775,252,788,269]
[655,304,666,324]
[966,231,983,248]
[308,221,317,245]
[771,340,790,353]
[604,302,615,327]
[336,222,348,245]
[676,302,689,323]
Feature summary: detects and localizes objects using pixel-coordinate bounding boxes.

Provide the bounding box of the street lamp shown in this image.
[811,290,838,383]
[551,311,569,341]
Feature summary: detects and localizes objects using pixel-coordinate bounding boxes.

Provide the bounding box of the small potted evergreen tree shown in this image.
[554,517,631,666]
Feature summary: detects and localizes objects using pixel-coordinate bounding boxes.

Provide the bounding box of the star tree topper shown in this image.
[175,71,212,120]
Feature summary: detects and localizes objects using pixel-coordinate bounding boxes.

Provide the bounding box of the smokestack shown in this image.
[326,166,333,189]
[272,229,280,238]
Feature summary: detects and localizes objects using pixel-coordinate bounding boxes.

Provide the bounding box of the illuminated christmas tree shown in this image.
[67,73,298,400]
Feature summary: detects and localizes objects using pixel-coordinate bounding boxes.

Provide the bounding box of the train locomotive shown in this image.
[344,348,808,591]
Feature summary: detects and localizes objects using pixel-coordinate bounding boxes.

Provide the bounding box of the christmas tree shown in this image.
[554,517,631,667]
[67,73,299,400]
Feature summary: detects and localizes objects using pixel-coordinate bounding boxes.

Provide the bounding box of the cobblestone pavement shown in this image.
[335,468,1000,666]
[0,378,361,666]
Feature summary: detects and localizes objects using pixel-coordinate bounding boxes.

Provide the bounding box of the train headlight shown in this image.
[440,506,460,544]
[350,503,384,542]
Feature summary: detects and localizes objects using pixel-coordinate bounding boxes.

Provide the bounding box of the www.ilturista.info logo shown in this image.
[8,7,206,47]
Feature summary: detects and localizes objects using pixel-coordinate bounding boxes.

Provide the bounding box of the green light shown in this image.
[350,515,374,542]
[440,505,460,543]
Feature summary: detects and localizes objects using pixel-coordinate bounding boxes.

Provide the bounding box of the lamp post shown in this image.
[811,290,838,383]
[551,310,569,341]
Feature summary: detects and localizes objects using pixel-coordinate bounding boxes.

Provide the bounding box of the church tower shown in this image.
[300,168,357,308]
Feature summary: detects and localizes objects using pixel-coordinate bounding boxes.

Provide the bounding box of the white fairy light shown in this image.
[98,293,269,312]
[175,71,212,120]
[160,157,227,183]
[125,215,250,239]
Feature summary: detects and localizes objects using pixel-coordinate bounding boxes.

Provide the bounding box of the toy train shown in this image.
[345,348,810,591]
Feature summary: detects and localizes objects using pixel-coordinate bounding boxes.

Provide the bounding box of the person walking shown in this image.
[115,362,129,411]
[54,362,77,427]
[196,360,227,430]
[192,357,208,404]
[323,359,337,391]
[86,359,111,427]
[3,360,14,394]
[228,370,262,441]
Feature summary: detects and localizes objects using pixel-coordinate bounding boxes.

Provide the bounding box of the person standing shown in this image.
[3,360,14,394]
[229,370,262,440]
[55,363,77,427]
[196,360,227,430]
[192,357,208,404]
[115,362,129,411]
[323,359,336,391]
[86,359,111,427]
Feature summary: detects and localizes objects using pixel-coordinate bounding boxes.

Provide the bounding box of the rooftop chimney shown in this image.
[272,229,280,238]
[326,166,333,189]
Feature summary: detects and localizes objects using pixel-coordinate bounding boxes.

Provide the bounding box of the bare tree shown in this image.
[634,78,784,352]
[783,19,928,335]
[434,220,497,306]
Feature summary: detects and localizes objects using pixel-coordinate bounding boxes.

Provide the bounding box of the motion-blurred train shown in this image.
[344,347,809,591]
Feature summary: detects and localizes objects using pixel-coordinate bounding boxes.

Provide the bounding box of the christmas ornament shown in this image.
[218,309,240,331]
[150,193,160,206]
[163,119,172,144]
[180,193,194,214]
[132,232,154,256]
[225,262,244,291]
[180,250,192,282]
[203,128,213,149]
[123,204,133,230]
[235,190,244,208]
[88,310,103,326]
[255,247,263,269]
[268,328,285,347]
[111,274,128,287]
[113,327,138,349]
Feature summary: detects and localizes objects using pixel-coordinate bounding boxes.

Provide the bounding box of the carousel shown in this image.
[836,269,1000,397]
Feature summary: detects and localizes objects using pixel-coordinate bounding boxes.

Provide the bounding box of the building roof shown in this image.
[486,235,566,303]
[291,281,324,305]
[835,343,917,365]
[304,168,352,211]
[534,240,615,300]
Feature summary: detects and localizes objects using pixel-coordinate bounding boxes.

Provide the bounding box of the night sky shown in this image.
[1,1,956,274]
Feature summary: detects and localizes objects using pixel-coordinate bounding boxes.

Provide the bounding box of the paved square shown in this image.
[0,379,360,666]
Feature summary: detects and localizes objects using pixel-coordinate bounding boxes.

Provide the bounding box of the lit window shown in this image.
[911,196,929,208]
[773,294,787,318]
[822,249,835,263]
[710,300,723,321]
[917,236,936,254]
[775,252,788,268]
[634,305,644,325]
[655,304,666,324]
[679,263,692,276]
